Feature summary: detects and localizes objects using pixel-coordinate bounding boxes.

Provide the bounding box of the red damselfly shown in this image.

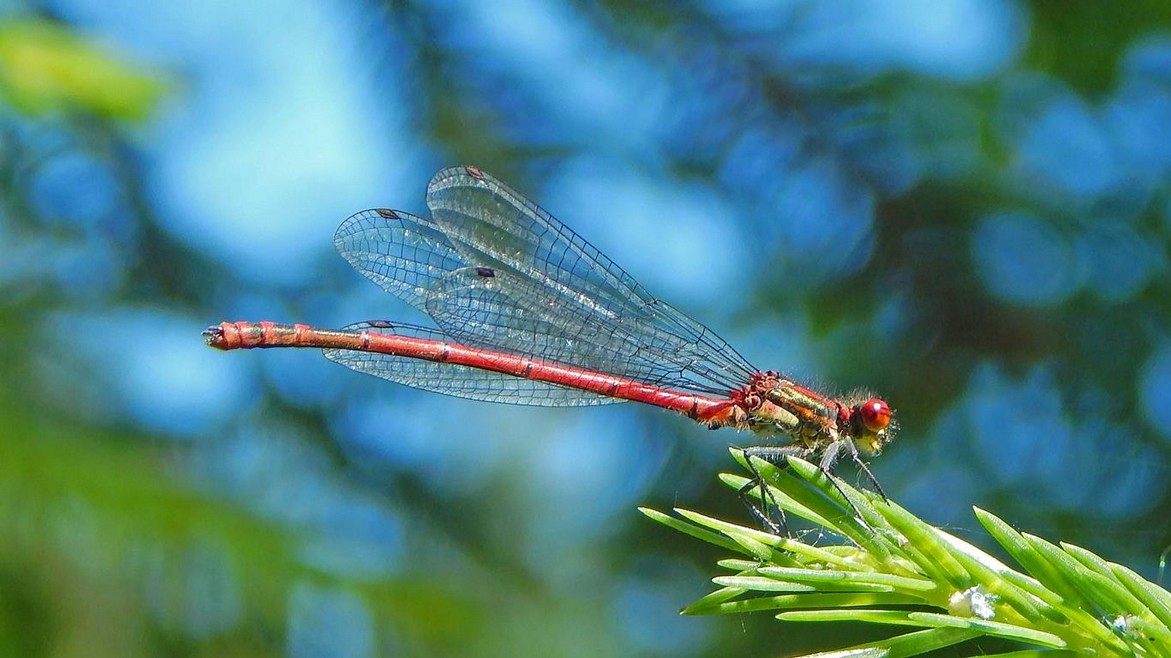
[205,166,896,521]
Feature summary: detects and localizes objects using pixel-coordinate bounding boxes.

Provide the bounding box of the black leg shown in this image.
[739,445,813,536]
[819,437,880,528]
[851,451,888,502]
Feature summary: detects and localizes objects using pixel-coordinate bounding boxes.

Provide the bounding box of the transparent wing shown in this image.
[422,265,746,394]
[334,208,460,315]
[423,166,757,393]
[332,166,758,400]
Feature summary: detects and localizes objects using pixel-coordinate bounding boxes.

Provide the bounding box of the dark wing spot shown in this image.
[375,208,399,219]
[465,166,485,180]
[366,320,394,328]
[475,267,496,278]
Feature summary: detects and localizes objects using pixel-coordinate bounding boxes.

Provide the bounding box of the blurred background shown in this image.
[2,1,1170,656]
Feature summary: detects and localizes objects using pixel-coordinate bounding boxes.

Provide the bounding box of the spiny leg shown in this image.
[738,445,815,535]
[850,449,888,502]
[819,437,880,529]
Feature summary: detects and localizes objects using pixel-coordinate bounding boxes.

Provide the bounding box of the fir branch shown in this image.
[642,451,1171,658]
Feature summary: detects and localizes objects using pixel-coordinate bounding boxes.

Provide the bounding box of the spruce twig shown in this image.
[642,451,1171,658]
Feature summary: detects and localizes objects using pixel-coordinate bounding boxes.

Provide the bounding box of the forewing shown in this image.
[330,167,758,398]
[423,264,744,394]
[334,208,464,315]
[422,166,756,393]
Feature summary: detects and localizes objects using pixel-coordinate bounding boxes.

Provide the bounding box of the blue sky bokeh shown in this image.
[3,1,1171,656]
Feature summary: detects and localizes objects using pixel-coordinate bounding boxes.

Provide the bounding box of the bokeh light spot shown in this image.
[1139,342,1171,445]
[1075,223,1162,303]
[971,211,1078,306]
[287,582,374,658]
[1014,95,1121,203]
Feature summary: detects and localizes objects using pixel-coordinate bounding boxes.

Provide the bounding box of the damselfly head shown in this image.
[851,398,896,455]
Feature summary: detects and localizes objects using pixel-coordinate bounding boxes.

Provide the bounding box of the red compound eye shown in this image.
[858,398,892,433]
